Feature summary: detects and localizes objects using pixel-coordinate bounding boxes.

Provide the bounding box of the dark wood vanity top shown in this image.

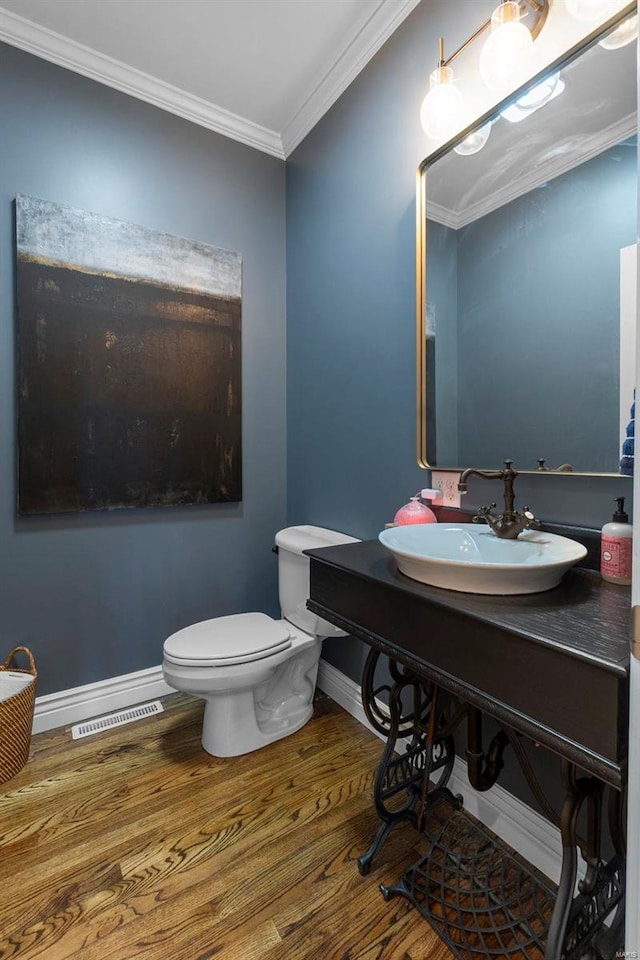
[307,540,630,789]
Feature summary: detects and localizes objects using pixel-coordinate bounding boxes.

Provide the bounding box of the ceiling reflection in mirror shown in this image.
[419,23,637,476]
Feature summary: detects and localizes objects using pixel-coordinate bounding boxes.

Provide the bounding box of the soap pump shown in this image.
[600,496,632,585]
[393,489,441,526]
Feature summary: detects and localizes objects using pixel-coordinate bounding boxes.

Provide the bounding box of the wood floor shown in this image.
[0,693,455,960]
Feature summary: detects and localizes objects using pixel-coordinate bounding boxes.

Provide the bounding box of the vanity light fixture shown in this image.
[479,1,534,91]
[420,0,549,141]
[419,39,465,141]
[598,11,638,48]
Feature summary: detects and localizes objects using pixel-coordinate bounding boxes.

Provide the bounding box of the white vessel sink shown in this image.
[378,524,587,595]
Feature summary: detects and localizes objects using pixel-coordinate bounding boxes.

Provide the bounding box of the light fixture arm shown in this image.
[438,0,549,69]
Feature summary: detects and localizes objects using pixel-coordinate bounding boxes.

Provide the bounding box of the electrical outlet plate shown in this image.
[431,471,461,509]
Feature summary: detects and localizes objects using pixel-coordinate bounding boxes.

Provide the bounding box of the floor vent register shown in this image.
[71,700,164,740]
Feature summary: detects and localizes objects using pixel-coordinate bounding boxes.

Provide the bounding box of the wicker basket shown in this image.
[0,646,37,786]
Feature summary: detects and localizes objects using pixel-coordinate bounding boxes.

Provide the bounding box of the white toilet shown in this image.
[162,525,359,757]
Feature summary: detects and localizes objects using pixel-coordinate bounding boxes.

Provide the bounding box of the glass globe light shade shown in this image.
[565,0,612,22]
[479,2,534,92]
[500,72,565,122]
[599,13,638,49]
[420,65,465,140]
[453,122,492,155]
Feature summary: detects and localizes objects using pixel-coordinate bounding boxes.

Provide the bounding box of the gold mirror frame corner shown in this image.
[415,0,638,478]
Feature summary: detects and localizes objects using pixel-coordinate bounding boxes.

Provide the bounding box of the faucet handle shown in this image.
[521,506,540,530]
[472,502,497,524]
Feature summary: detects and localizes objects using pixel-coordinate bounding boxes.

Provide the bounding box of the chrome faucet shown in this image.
[457,459,539,540]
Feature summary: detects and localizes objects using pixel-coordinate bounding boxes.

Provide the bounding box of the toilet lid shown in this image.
[163,612,292,667]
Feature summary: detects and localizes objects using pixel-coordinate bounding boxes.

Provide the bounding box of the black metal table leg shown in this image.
[546,761,626,960]
[357,651,456,875]
[594,787,626,960]
[358,673,417,875]
[545,763,586,960]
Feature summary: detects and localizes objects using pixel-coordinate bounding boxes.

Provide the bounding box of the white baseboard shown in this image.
[317,657,567,884]
[33,665,173,735]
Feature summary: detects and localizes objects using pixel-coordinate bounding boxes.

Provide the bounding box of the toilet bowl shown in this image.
[162,525,359,757]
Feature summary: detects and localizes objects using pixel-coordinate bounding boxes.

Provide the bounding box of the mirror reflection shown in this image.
[420,27,637,475]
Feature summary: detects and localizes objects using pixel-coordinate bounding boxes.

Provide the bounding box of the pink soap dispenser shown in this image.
[393,489,441,525]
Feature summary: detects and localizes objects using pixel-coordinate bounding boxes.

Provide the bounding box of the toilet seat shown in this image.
[163,612,292,667]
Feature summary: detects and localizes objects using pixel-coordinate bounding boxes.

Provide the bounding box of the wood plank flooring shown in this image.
[0,693,455,960]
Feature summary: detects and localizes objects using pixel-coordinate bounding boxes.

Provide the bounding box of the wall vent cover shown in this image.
[71,700,164,740]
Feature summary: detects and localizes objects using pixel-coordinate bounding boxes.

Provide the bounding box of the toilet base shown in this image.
[163,630,322,758]
[201,690,314,757]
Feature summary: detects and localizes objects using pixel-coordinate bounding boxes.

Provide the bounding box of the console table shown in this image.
[306,539,630,960]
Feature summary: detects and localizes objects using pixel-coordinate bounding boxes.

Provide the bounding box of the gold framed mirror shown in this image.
[417,3,637,477]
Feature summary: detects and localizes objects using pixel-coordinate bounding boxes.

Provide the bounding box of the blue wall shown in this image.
[456,141,636,472]
[0,44,286,695]
[286,3,453,538]
[0,3,634,709]
[286,0,634,683]
[0,2,633,827]
[427,142,637,472]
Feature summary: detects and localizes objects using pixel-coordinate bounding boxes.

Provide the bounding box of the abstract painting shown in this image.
[16,195,242,515]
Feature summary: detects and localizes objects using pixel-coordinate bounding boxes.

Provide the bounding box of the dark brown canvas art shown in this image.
[16,195,242,515]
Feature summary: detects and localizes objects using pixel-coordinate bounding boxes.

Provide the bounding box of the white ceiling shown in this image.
[0,0,420,158]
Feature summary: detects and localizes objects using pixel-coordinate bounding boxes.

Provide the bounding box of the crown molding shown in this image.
[425,200,460,230]
[0,0,420,161]
[0,7,286,159]
[455,112,637,228]
[281,0,421,156]
[428,112,638,230]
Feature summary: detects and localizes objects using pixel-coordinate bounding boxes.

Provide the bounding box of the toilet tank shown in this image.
[275,525,359,636]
